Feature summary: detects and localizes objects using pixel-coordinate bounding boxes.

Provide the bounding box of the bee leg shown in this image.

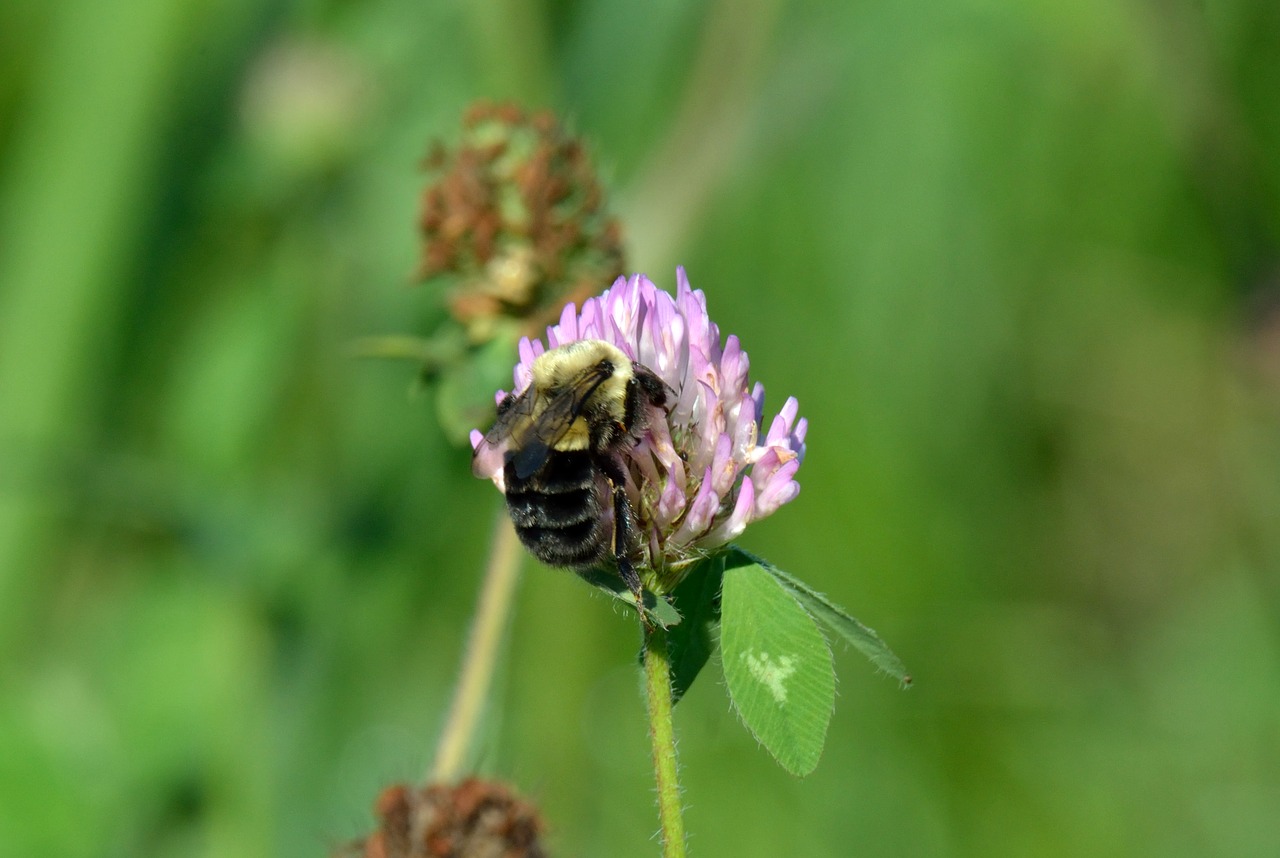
[598,456,647,618]
[612,483,647,612]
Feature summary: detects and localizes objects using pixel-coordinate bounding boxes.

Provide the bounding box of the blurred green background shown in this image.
[3,0,1280,855]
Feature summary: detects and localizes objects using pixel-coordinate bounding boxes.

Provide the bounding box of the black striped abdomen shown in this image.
[504,450,612,568]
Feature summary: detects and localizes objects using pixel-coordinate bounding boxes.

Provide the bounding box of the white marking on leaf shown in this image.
[743,651,797,704]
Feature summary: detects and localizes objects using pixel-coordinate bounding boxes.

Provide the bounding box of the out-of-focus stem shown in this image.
[463,0,552,103]
[643,622,687,858]
[618,0,782,268]
[430,508,524,782]
[347,332,466,376]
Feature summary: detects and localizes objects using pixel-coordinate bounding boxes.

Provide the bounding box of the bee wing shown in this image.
[472,389,538,480]
[471,378,587,481]
[497,362,614,481]
[505,382,583,480]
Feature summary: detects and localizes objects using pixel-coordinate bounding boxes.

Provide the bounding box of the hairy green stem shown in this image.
[643,622,687,858]
[430,510,523,782]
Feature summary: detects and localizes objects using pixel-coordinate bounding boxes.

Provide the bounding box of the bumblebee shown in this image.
[473,339,670,607]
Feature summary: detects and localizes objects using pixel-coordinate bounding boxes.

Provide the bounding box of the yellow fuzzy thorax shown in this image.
[529,340,633,452]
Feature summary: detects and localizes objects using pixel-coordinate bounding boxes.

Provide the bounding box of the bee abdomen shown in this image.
[502,450,612,569]
[505,487,597,529]
[520,450,592,488]
[505,489,610,567]
[516,518,609,567]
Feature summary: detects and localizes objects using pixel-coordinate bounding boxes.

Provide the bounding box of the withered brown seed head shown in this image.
[417,100,625,343]
[339,778,550,858]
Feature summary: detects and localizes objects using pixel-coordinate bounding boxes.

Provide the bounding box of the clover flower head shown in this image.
[471,269,806,585]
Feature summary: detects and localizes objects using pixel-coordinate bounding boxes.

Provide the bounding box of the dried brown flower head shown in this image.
[339,779,549,858]
[418,101,625,344]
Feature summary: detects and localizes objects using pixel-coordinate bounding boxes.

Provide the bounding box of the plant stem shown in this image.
[643,622,687,858]
[430,509,524,782]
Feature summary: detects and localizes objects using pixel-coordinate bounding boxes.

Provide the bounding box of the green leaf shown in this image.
[664,555,724,703]
[720,555,835,776]
[730,547,911,687]
[435,332,519,445]
[575,566,682,628]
